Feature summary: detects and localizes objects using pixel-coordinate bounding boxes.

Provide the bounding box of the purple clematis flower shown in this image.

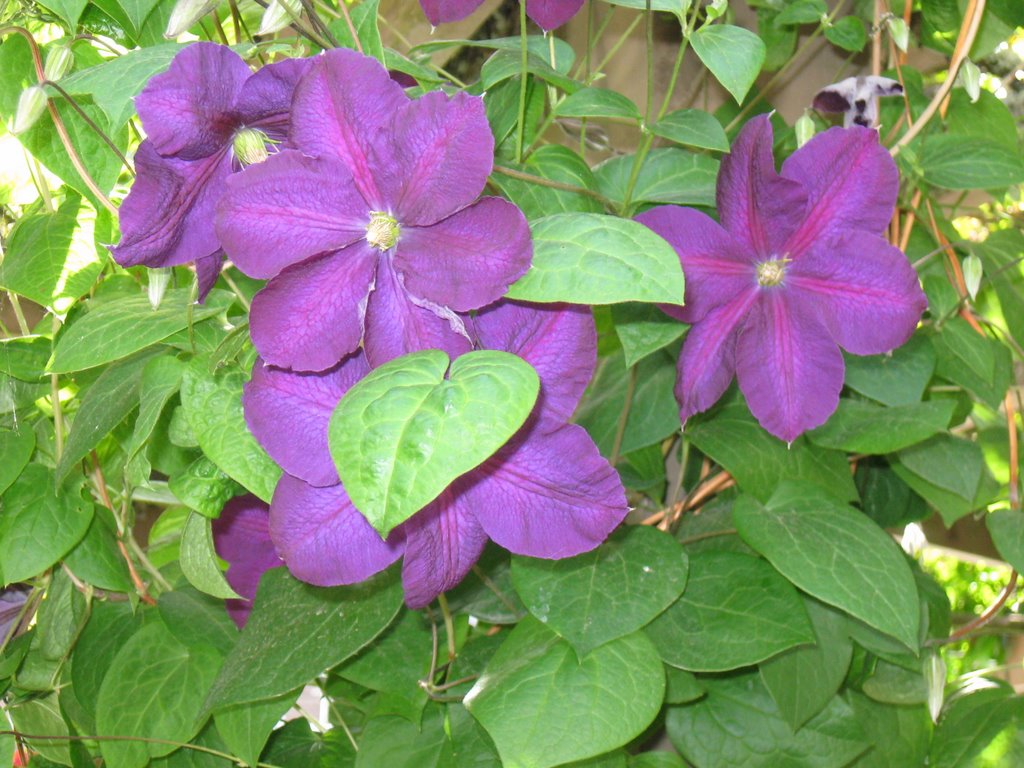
[211,494,281,628]
[111,43,310,298]
[0,586,28,642]
[419,0,584,31]
[217,49,532,372]
[637,115,926,443]
[242,301,627,609]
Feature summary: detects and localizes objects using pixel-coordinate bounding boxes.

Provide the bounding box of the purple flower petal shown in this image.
[788,231,926,355]
[717,115,807,256]
[0,586,28,642]
[362,260,473,367]
[243,355,369,486]
[400,488,489,608]
[195,251,224,301]
[465,423,627,559]
[418,0,484,25]
[526,0,585,30]
[212,495,281,628]
[781,125,898,256]
[473,301,596,426]
[636,205,755,324]
[735,292,844,443]
[250,242,378,371]
[217,150,370,280]
[232,57,313,137]
[134,43,250,161]
[290,49,408,208]
[396,197,531,312]
[269,475,404,587]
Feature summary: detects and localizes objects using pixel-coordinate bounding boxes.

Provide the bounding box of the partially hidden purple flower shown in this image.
[637,115,926,443]
[111,43,310,299]
[242,301,628,609]
[419,0,584,31]
[211,494,281,628]
[217,49,532,372]
[0,586,29,642]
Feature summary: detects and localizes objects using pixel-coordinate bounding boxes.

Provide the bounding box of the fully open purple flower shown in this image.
[211,494,281,628]
[243,301,627,608]
[112,43,309,298]
[638,115,926,442]
[217,49,531,372]
[419,0,584,30]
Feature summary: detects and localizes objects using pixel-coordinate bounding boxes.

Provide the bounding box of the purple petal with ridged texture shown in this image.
[195,251,223,301]
[217,150,370,280]
[0,587,28,643]
[418,0,484,25]
[396,198,531,311]
[717,115,807,256]
[375,91,493,225]
[243,355,369,486]
[362,260,472,367]
[250,242,378,372]
[781,125,898,256]
[465,422,627,558]
[290,49,407,208]
[270,475,404,587]
[735,291,844,442]
[526,0,585,29]
[675,289,758,425]
[400,489,489,608]
[112,141,230,269]
[788,231,926,355]
[636,205,755,324]
[135,43,250,161]
[473,301,596,426]
[212,495,280,628]
[232,57,312,138]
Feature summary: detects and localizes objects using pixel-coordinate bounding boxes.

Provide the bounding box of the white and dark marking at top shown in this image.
[812,76,904,128]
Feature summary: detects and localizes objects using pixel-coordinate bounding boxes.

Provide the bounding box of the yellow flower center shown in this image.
[756,258,788,287]
[366,211,400,251]
[232,127,271,166]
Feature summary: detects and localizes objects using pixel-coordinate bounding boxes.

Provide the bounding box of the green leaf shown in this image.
[596,148,719,209]
[733,483,920,650]
[329,350,538,536]
[932,318,1012,408]
[629,754,686,768]
[611,303,686,367]
[919,134,1024,189]
[50,290,223,372]
[691,25,766,104]
[465,618,664,768]
[338,609,433,710]
[824,16,868,51]
[807,399,954,454]
[64,509,132,592]
[844,691,931,768]
[445,545,526,624]
[180,359,281,503]
[892,434,994,524]
[649,109,730,152]
[125,355,184,467]
[96,621,222,768]
[600,0,689,18]
[506,213,685,306]
[72,601,147,720]
[986,510,1024,575]
[0,336,51,381]
[8,694,71,766]
[180,512,241,600]
[327,0,383,62]
[555,87,641,120]
[36,568,87,662]
[214,691,298,768]
[861,659,928,705]
[480,49,581,95]
[355,705,449,768]
[972,229,1024,349]
[158,587,238,656]
[40,0,89,28]
[646,550,813,671]
[0,425,34,495]
[169,456,243,518]
[204,567,402,711]
[855,461,928,529]
[665,666,705,705]
[0,465,93,585]
[511,526,688,656]
[929,682,1024,768]
[0,194,104,313]
[490,145,604,219]
[775,0,828,25]
[843,333,935,407]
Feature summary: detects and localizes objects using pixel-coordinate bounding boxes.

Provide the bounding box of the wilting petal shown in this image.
[675,289,758,425]
[419,0,484,25]
[396,198,531,311]
[781,125,898,255]
[217,150,370,279]
[135,43,250,160]
[735,291,844,442]
[250,243,378,371]
[717,115,807,256]
[466,423,627,559]
[243,355,369,486]
[112,141,230,269]
[636,205,755,324]
[400,489,489,608]
[376,91,494,225]
[290,49,407,208]
[270,475,404,586]
[473,301,596,426]
[212,495,281,628]
[363,260,472,367]
[787,231,926,355]
[526,0,585,30]
[232,57,312,138]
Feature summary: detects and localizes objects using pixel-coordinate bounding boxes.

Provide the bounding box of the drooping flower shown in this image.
[637,115,926,443]
[243,301,627,608]
[111,43,310,298]
[419,0,584,31]
[812,75,903,128]
[211,494,281,628]
[217,49,532,372]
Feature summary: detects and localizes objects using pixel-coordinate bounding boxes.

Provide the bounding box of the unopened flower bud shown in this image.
[962,254,982,300]
[232,127,271,166]
[886,17,909,53]
[11,85,48,135]
[258,0,302,35]
[926,652,946,723]
[148,268,173,309]
[795,111,815,148]
[44,43,74,82]
[165,0,219,38]
[706,0,728,22]
[958,59,980,103]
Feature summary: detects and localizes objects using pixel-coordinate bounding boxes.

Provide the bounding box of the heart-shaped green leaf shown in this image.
[329,350,539,536]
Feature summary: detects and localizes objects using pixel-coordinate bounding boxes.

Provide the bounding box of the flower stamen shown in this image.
[756,257,789,287]
[232,127,272,166]
[366,211,400,251]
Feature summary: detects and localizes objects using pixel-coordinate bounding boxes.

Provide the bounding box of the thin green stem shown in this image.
[6,292,30,335]
[44,80,134,175]
[492,164,614,208]
[515,0,529,163]
[609,365,638,467]
[437,593,457,662]
[679,528,737,546]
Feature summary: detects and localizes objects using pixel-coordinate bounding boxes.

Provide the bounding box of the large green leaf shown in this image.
[892,434,995,525]
[844,691,931,768]
[649,109,730,152]
[329,350,538,536]
[986,510,1024,575]
[595,148,719,209]
[491,145,605,219]
[733,483,920,650]
[511,526,688,656]
[125,355,184,467]
[807,399,954,454]
[972,229,1024,349]
[63,509,132,592]
[691,25,766,104]
[465,618,664,768]
[506,213,685,306]
[0,425,34,495]
[71,601,147,720]
[8,694,71,766]
[929,682,1024,768]
[555,87,641,120]
[932,317,1012,409]
[919,134,1024,189]
[0,336,50,381]
[842,334,935,407]
[213,691,298,768]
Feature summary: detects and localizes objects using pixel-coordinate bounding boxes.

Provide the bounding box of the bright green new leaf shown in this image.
[824,16,867,51]
[180,512,241,600]
[555,87,641,120]
[0,426,34,495]
[611,303,687,367]
[649,109,730,152]
[928,682,1024,768]
[691,25,766,104]
[596,148,719,209]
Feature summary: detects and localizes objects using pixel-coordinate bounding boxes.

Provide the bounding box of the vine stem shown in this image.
[515,0,529,163]
[491,164,614,208]
[938,572,1019,645]
[608,364,637,467]
[335,0,361,51]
